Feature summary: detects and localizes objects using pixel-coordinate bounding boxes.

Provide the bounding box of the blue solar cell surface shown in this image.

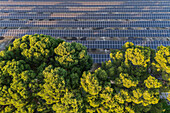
[1,20,170,28]
[11,0,170,1]
[73,40,170,63]
[10,0,170,1]
[2,4,170,7]
[9,0,170,4]
[1,13,170,19]
[0,0,170,63]
[1,7,170,13]
[66,40,170,49]
[2,1,170,7]
[88,54,110,63]
[1,29,170,37]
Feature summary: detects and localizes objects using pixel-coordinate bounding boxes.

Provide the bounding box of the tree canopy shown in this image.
[0,34,92,112]
[0,34,169,113]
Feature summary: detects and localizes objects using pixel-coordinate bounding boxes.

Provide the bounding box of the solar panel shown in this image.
[1,29,170,37]
[88,39,170,63]
[1,13,170,19]
[65,40,170,49]
[1,7,170,13]
[1,4,170,7]
[8,0,170,4]
[1,20,170,28]
[88,54,110,63]
[0,0,170,64]
[11,0,170,1]
[1,1,170,7]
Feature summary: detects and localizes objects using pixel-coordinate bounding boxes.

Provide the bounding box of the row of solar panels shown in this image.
[2,0,170,7]
[2,4,170,7]
[2,1,170,3]
[2,13,170,19]
[1,1,170,6]
[89,39,170,63]
[1,29,170,37]
[2,7,170,13]
[1,20,170,28]
[8,0,170,1]
[1,6,169,8]
[1,0,170,63]
[0,40,168,63]
[66,40,170,49]
[88,54,110,63]
[2,0,170,2]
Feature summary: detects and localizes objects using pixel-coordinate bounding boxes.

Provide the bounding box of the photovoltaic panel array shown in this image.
[10,0,170,1]
[65,40,170,49]
[1,20,170,28]
[2,7,170,13]
[88,54,110,63]
[2,13,170,19]
[11,0,170,1]
[2,4,170,7]
[1,29,170,37]
[0,0,170,63]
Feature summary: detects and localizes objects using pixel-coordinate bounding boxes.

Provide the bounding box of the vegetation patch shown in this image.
[0,34,169,113]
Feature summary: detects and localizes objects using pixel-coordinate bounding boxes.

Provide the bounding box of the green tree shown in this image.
[1,35,169,113]
[100,42,164,113]
[0,34,92,113]
[38,65,83,113]
[152,45,170,93]
[54,41,93,75]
